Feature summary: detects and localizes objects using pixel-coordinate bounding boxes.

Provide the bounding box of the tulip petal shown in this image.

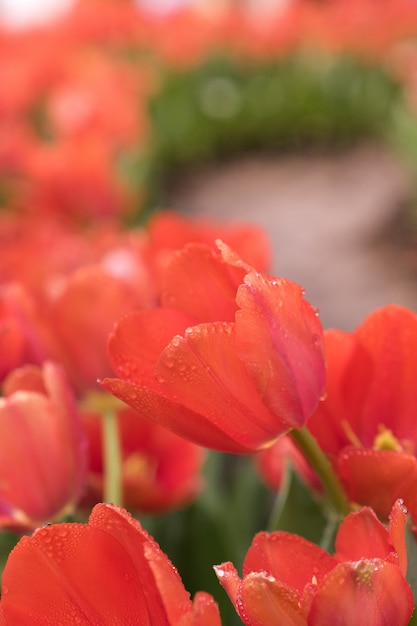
[0,367,85,529]
[214,561,241,608]
[309,560,414,626]
[102,377,255,453]
[89,504,194,625]
[353,306,417,443]
[307,330,365,454]
[1,524,161,625]
[335,508,393,563]
[388,500,408,577]
[243,532,336,594]
[48,267,142,390]
[240,573,305,626]
[215,561,306,626]
[337,448,417,520]
[161,243,246,322]
[235,273,325,427]
[156,322,289,450]
[189,592,222,626]
[108,308,197,387]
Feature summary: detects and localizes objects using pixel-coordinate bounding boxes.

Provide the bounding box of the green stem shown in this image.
[102,410,123,506]
[290,426,350,516]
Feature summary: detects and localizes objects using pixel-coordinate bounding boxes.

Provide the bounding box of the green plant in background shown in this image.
[141,51,404,212]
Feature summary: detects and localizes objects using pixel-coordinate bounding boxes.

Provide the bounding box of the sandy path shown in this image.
[169,143,417,330]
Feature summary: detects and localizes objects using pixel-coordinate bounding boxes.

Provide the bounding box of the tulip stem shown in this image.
[290,427,350,516]
[102,410,123,507]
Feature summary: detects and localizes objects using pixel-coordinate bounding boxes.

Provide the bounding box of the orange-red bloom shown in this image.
[308,305,417,521]
[103,241,325,453]
[0,503,222,626]
[81,405,205,513]
[0,362,87,531]
[215,500,413,626]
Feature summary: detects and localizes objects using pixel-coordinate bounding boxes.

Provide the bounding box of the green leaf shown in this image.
[267,463,327,545]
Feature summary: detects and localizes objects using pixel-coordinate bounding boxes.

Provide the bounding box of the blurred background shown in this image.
[1,2,417,623]
[1,0,416,330]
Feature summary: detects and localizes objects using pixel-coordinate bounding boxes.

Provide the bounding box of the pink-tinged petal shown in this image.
[243,532,336,594]
[88,504,193,625]
[189,592,222,626]
[161,243,246,322]
[335,508,393,563]
[240,573,306,626]
[309,560,414,626]
[336,448,417,520]
[1,522,163,625]
[156,322,289,450]
[0,362,86,529]
[108,308,197,388]
[388,500,408,576]
[235,274,325,428]
[101,377,255,453]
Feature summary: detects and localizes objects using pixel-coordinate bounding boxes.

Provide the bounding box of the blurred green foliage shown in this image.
[140,51,404,212]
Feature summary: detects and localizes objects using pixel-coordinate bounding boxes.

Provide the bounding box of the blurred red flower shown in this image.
[308,305,417,521]
[0,362,87,532]
[254,434,322,493]
[103,241,325,453]
[215,499,413,625]
[0,503,222,626]
[81,404,205,513]
[146,209,272,290]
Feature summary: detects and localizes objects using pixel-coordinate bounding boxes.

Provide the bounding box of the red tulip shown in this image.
[0,503,222,626]
[308,305,417,521]
[146,209,272,280]
[215,500,413,626]
[103,242,325,453]
[47,265,146,393]
[81,405,205,513]
[0,361,87,531]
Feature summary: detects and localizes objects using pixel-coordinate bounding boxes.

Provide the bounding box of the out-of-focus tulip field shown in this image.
[1,1,417,624]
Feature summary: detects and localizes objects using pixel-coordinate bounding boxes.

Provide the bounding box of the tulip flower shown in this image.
[215,499,413,626]
[102,241,325,453]
[146,209,272,280]
[0,361,87,531]
[307,305,417,521]
[0,502,222,626]
[81,404,205,513]
[47,265,146,394]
